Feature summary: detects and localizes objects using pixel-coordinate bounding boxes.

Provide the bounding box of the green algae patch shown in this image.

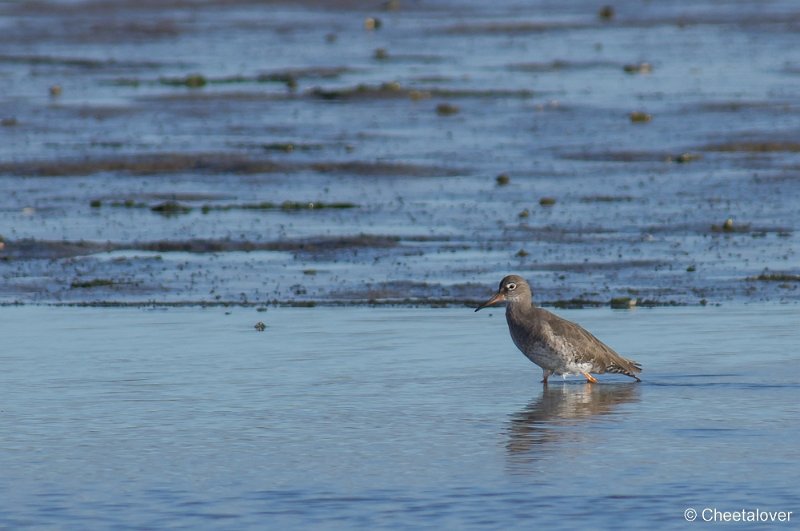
[598,5,615,20]
[435,103,460,116]
[115,67,352,90]
[610,297,637,309]
[623,62,652,74]
[671,153,702,163]
[151,201,193,215]
[711,218,750,233]
[539,197,557,206]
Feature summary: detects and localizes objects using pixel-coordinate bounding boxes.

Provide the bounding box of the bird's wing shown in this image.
[539,309,642,375]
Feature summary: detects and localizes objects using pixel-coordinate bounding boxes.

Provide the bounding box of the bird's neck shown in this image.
[506,299,534,320]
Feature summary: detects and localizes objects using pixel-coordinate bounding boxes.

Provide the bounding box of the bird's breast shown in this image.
[506,314,584,371]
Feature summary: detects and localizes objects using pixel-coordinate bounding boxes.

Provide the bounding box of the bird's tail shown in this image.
[607,358,642,382]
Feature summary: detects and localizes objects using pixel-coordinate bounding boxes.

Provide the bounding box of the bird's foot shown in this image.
[582,371,599,384]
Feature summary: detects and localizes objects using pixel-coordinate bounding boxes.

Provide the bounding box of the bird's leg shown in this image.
[541,369,553,385]
[582,371,598,384]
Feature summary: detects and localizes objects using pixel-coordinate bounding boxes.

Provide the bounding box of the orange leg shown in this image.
[582,371,598,384]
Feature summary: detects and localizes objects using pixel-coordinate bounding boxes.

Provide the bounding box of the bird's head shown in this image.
[475,275,531,312]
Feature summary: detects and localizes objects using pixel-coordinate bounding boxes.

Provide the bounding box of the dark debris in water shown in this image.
[309,82,405,100]
[306,82,534,101]
[441,21,593,35]
[711,218,750,233]
[0,235,399,260]
[580,195,635,203]
[507,59,621,72]
[435,103,460,116]
[135,235,399,254]
[117,67,353,90]
[92,199,359,215]
[1,239,114,260]
[275,201,357,211]
[746,272,800,282]
[0,53,169,70]
[151,201,192,216]
[261,142,324,153]
[203,201,358,212]
[559,150,696,163]
[70,278,118,289]
[702,141,800,153]
[0,153,461,178]
[0,153,283,177]
[610,297,636,309]
[622,62,652,74]
[690,100,799,113]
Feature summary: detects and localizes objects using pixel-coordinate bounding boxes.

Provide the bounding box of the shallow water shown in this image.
[1,0,799,306]
[1,304,798,528]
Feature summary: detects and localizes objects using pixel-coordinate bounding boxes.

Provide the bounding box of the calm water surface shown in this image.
[1,304,798,529]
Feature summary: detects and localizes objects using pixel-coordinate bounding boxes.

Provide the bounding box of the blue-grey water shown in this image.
[1,304,798,528]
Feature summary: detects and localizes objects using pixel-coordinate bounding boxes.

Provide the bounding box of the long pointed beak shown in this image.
[475,292,506,312]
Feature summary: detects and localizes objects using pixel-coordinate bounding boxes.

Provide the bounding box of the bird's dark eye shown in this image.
[506,282,517,291]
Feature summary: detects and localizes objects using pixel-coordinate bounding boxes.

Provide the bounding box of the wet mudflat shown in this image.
[1,0,799,307]
[1,304,798,528]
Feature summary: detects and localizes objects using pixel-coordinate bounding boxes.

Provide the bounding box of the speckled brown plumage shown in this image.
[476,275,641,384]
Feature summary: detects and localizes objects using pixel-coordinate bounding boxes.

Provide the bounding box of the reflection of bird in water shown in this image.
[506,384,640,460]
